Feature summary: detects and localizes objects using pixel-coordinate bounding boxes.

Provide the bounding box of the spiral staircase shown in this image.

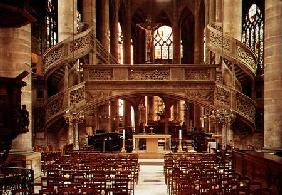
[42,23,257,133]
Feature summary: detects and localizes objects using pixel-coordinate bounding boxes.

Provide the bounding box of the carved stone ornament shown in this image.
[237,46,256,70]
[128,69,169,80]
[70,33,93,53]
[46,95,64,121]
[70,86,85,106]
[185,69,211,80]
[236,92,255,123]
[185,89,214,103]
[44,45,64,69]
[89,69,113,80]
[88,90,112,104]
[215,86,231,106]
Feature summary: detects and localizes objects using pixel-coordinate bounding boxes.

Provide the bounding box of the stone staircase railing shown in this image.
[45,82,85,127]
[43,27,118,78]
[206,23,257,75]
[215,84,256,125]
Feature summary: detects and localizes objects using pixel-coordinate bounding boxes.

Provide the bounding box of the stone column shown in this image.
[0,25,41,178]
[194,8,200,64]
[123,0,131,64]
[223,0,242,40]
[264,0,282,149]
[0,25,32,152]
[110,100,118,132]
[124,101,132,130]
[194,104,202,130]
[110,0,119,60]
[209,0,216,23]
[172,0,181,64]
[147,96,154,122]
[83,0,97,64]
[221,122,227,150]
[73,122,79,150]
[100,0,110,51]
[215,0,223,22]
[58,0,77,42]
[67,120,74,144]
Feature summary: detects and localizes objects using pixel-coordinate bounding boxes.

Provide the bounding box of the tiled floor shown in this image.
[134,159,168,195]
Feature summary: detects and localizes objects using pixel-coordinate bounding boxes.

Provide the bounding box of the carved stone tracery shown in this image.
[70,86,85,106]
[215,86,231,106]
[185,89,214,103]
[89,69,113,80]
[236,92,256,123]
[128,69,169,80]
[185,69,211,80]
[70,34,93,53]
[46,95,64,121]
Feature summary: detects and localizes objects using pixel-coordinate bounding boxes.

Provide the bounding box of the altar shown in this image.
[133,134,171,158]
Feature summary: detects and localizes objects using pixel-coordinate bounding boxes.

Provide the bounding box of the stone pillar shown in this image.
[83,0,97,64]
[221,122,227,150]
[147,96,154,122]
[0,25,41,178]
[110,100,118,132]
[73,122,79,150]
[124,101,132,129]
[0,25,32,152]
[194,8,200,64]
[58,0,77,42]
[110,0,119,59]
[68,120,74,144]
[205,0,210,27]
[223,0,242,40]
[215,0,223,22]
[209,0,216,23]
[123,1,131,64]
[264,0,282,149]
[100,0,110,51]
[83,0,96,27]
[194,104,202,130]
[172,0,181,64]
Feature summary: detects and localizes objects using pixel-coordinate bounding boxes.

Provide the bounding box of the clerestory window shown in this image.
[242,3,264,73]
[46,0,58,48]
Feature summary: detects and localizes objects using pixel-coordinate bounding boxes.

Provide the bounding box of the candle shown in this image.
[123,129,125,139]
[179,129,182,140]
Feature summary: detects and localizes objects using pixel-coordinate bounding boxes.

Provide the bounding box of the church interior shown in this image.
[0,0,281,194]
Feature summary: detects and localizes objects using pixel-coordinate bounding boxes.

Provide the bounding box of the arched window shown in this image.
[154,26,173,60]
[46,0,58,48]
[242,3,264,72]
[118,23,123,64]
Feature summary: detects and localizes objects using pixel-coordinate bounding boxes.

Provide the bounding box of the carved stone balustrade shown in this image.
[83,64,217,81]
[215,84,256,126]
[206,23,257,75]
[43,27,118,79]
[45,82,86,128]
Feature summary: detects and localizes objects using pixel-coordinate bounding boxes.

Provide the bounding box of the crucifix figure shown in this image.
[137,18,161,63]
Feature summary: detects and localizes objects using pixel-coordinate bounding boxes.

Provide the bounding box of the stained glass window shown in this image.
[242,3,264,72]
[154,26,173,60]
[46,0,57,48]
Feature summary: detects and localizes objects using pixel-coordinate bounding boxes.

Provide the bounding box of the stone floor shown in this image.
[135,159,168,195]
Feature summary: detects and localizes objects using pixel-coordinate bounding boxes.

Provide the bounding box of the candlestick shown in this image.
[123,129,125,139]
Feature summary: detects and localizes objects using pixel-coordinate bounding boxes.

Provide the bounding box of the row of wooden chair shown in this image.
[39,152,140,195]
[164,153,272,195]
